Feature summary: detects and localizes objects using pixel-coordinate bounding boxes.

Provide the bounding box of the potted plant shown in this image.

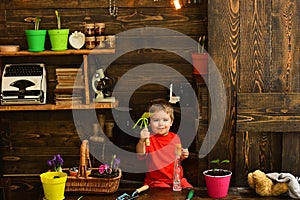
[191,35,208,75]
[48,10,69,51]
[24,17,47,52]
[40,154,67,200]
[203,159,231,198]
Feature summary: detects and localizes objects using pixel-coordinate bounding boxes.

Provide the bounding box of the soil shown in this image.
[205,169,231,176]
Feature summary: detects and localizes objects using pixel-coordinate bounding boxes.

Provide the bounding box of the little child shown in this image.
[136,98,193,188]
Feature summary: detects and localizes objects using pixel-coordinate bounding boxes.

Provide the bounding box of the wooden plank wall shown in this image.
[0,0,208,198]
[207,0,239,183]
[4,0,300,196]
[236,0,300,186]
[209,0,300,187]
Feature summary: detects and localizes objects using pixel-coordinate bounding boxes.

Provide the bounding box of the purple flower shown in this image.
[98,155,120,176]
[55,154,64,166]
[113,158,120,169]
[47,154,64,172]
[47,159,54,168]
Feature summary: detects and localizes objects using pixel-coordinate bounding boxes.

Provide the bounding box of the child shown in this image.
[136,98,193,189]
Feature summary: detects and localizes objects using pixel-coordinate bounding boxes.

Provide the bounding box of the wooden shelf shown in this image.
[0,101,118,111]
[0,49,117,111]
[0,49,115,57]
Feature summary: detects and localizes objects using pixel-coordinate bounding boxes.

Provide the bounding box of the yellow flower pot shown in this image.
[40,171,67,200]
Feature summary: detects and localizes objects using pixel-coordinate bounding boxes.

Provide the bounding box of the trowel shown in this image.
[116,185,149,200]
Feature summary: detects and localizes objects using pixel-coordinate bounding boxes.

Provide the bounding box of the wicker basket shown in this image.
[65,140,121,194]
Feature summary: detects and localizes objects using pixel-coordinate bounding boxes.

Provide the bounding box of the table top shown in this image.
[63,187,291,200]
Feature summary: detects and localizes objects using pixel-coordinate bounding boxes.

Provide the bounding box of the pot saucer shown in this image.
[69,31,85,50]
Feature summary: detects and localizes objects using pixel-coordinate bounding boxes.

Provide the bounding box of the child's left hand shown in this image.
[180,148,189,160]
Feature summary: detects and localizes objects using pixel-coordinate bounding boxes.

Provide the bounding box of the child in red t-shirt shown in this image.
[136,99,193,189]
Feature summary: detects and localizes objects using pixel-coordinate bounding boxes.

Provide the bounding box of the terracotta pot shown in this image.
[191,53,208,75]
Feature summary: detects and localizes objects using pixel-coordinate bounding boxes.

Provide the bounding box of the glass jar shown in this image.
[84,23,95,37]
[85,36,95,49]
[96,36,106,48]
[95,23,106,36]
[106,35,116,48]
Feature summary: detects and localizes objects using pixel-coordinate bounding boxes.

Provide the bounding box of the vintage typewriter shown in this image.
[0,63,47,105]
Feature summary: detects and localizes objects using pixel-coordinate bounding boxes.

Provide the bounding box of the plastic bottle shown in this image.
[173,149,182,191]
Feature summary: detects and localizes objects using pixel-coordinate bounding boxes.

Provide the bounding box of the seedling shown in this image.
[133,112,152,129]
[207,159,231,176]
[133,112,153,146]
[210,159,230,169]
[55,10,61,29]
[24,17,41,30]
[197,35,206,53]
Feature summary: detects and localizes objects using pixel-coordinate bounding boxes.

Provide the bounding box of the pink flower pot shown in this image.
[203,169,232,198]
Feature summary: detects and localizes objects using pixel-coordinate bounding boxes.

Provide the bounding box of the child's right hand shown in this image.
[140,128,150,142]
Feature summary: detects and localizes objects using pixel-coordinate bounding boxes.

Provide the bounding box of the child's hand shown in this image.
[181,148,189,160]
[140,128,150,142]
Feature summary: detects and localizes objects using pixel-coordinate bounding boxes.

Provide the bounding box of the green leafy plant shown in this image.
[55,10,61,29]
[24,17,41,30]
[133,112,152,129]
[207,159,231,176]
[210,159,230,169]
[197,35,206,53]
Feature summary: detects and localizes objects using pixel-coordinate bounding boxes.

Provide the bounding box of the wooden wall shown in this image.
[0,0,208,199]
[2,0,300,198]
[209,0,300,186]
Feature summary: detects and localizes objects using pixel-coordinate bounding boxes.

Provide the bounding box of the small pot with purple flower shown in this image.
[40,154,67,200]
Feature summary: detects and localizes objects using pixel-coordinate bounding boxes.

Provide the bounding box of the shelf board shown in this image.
[0,101,118,111]
[0,49,115,57]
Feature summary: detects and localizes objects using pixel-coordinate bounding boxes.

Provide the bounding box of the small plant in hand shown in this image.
[206,159,230,176]
[90,155,120,178]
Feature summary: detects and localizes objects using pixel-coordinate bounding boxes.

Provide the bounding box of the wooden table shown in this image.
[63,187,291,200]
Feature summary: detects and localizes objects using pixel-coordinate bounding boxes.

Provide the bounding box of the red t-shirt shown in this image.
[140,132,192,188]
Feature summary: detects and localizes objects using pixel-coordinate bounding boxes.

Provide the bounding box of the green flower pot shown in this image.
[25,30,47,52]
[48,29,69,51]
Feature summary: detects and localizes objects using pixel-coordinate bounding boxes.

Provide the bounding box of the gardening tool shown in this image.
[116,185,149,200]
[133,112,152,146]
[186,189,194,200]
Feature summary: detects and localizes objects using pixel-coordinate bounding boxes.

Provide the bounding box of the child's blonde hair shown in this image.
[148,98,174,122]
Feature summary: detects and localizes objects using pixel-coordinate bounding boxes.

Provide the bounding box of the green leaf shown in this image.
[220,159,230,164]
[210,159,220,164]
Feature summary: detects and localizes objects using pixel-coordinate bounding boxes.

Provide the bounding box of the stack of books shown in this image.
[54,68,84,105]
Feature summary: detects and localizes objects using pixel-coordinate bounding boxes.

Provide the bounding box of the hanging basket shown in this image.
[65,140,121,194]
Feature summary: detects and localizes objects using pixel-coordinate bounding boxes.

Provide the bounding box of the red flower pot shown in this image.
[191,53,208,75]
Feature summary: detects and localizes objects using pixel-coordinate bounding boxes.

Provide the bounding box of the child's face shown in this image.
[149,110,173,136]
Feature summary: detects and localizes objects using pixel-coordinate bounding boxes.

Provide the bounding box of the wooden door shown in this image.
[209,0,300,186]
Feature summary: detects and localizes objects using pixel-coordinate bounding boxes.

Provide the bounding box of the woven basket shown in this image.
[65,140,121,194]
